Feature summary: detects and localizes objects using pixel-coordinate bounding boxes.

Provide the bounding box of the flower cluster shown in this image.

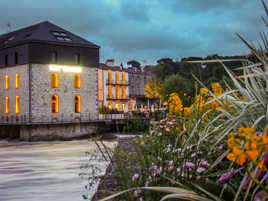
[226,127,268,170]
[168,93,183,117]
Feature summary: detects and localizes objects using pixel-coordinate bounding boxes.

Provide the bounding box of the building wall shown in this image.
[30,64,98,123]
[0,64,30,124]
[0,44,29,67]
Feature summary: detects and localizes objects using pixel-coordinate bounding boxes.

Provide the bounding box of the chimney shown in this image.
[105,59,114,67]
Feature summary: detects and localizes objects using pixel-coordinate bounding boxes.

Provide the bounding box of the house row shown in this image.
[0,21,153,137]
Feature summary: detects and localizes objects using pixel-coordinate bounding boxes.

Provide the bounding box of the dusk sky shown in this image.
[0,0,266,65]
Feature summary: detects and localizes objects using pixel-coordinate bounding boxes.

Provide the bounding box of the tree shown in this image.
[127,60,141,68]
[157,58,173,64]
[144,78,164,100]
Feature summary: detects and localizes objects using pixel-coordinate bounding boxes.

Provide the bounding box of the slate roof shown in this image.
[0,21,99,49]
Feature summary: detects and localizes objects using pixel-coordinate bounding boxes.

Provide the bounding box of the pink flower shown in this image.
[134,190,141,197]
[158,132,162,137]
[185,162,195,169]
[168,166,174,172]
[132,173,139,182]
[200,160,210,167]
[165,127,170,132]
[150,130,154,136]
[168,160,174,166]
[197,167,206,174]
[191,153,197,158]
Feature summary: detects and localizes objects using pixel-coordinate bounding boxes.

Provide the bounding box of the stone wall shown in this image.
[19,123,97,141]
[30,64,98,123]
[0,64,30,124]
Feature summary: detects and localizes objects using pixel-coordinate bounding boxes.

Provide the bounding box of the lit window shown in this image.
[52,95,59,113]
[5,96,9,114]
[74,74,81,88]
[15,52,18,65]
[75,95,81,113]
[5,75,9,90]
[116,86,119,99]
[115,71,119,84]
[108,70,111,84]
[51,73,58,88]
[122,72,125,84]
[108,86,112,99]
[122,87,126,99]
[15,73,19,89]
[15,96,20,114]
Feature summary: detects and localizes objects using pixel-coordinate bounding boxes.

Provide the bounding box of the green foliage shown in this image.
[123,116,149,134]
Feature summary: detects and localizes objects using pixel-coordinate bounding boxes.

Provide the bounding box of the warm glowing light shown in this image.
[108,86,112,99]
[49,65,82,73]
[15,73,19,89]
[5,96,9,114]
[122,72,125,84]
[74,74,81,88]
[5,75,9,90]
[108,70,112,84]
[115,71,119,84]
[51,73,58,88]
[52,94,59,113]
[75,95,81,113]
[116,86,119,99]
[15,96,20,114]
[122,87,126,99]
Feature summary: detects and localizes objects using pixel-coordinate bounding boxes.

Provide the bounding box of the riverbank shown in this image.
[93,135,138,201]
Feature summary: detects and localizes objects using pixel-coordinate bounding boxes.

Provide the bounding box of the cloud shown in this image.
[0,0,265,64]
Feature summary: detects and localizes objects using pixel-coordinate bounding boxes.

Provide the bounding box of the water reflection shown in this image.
[0,140,117,201]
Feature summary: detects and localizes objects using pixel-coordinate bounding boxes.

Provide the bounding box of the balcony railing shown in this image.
[107,97,129,101]
[106,80,129,86]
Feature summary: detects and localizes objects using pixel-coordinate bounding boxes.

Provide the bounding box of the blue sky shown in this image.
[0,0,266,65]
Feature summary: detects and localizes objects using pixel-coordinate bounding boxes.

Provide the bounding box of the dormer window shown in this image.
[51,31,72,42]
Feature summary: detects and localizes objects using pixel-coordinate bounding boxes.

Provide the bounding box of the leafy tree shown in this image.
[127,60,141,68]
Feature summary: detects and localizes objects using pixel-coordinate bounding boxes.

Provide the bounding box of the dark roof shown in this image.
[99,63,127,71]
[0,21,99,49]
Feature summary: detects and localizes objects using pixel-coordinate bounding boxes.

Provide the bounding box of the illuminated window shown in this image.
[122,72,125,84]
[122,86,126,99]
[15,52,18,65]
[15,96,20,114]
[15,73,19,89]
[116,86,119,99]
[74,74,81,88]
[52,95,59,113]
[5,75,9,90]
[5,96,9,114]
[108,86,112,99]
[108,70,111,84]
[75,95,81,113]
[51,73,58,88]
[115,71,119,84]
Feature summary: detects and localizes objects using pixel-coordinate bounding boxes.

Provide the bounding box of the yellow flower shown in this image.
[236,154,247,165]
[227,153,235,161]
[246,150,259,160]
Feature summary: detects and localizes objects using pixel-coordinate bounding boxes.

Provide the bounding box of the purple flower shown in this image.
[145,181,150,187]
[168,166,174,172]
[168,160,174,166]
[185,162,195,169]
[191,153,197,158]
[217,169,236,184]
[134,190,141,197]
[253,190,268,201]
[254,131,263,136]
[139,197,143,201]
[197,167,206,174]
[132,173,139,182]
[150,130,154,136]
[200,160,210,167]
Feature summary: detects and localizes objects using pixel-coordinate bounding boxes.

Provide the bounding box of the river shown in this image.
[0,139,117,201]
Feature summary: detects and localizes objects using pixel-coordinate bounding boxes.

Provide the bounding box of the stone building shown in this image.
[98,60,130,112]
[0,21,99,140]
[127,65,154,109]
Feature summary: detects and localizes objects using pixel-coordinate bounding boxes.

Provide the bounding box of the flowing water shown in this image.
[0,139,117,201]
